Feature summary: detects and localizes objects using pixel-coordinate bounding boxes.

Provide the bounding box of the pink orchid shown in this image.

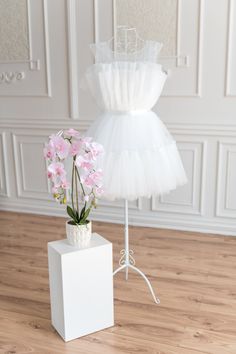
[84,142,104,161]
[52,186,59,194]
[75,155,94,170]
[94,186,104,196]
[83,169,103,187]
[48,162,66,178]
[49,135,70,159]
[89,142,104,159]
[70,141,82,157]
[61,178,70,189]
[44,129,104,223]
[44,144,55,160]
[80,136,93,149]
[64,128,80,138]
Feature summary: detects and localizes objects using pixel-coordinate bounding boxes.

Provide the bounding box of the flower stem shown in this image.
[75,166,79,214]
[71,161,75,211]
[75,165,86,196]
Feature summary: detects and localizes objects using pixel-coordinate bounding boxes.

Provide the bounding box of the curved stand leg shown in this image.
[113,263,160,304]
[113,264,126,276]
[113,199,160,304]
[129,264,160,304]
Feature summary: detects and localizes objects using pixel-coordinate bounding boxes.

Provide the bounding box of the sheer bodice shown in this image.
[85,62,167,112]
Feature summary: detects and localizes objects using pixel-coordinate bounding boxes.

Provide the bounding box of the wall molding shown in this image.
[0,71,25,84]
[152,139,207,216]
[93,0,99,43]
[0,132,9,197]
[12,133,50,200]
[1,119,236,135]
[216,140,236,218]
[225,0,236,97]
[167,123,236,136]
[66,0,79,119]
[27,0,39,71]
[42,0,52,97]
[0,118,92,130]
[0,59,40,71]
[176,0,188,68]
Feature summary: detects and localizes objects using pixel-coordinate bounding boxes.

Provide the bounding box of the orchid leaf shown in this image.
[67,205,77,223]
[80,207,91,224]
[79,205,86,221]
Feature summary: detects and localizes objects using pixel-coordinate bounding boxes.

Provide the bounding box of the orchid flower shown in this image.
[44,129,104,225]
[49,135,70,160]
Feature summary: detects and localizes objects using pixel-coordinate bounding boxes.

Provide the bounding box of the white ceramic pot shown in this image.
[66,220,92,247]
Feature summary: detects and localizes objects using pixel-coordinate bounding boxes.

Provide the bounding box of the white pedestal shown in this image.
[48,233,114,342]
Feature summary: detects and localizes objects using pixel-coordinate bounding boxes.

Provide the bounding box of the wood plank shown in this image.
[0,211,236,353]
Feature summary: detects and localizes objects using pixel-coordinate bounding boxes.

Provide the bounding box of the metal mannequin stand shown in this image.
[113,200,160,304]
[110,26,187,304]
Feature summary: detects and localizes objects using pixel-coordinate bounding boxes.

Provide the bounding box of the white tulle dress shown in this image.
[85,40,187,201]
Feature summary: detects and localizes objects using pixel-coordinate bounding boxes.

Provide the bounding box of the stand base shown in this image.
[113,250,160,304]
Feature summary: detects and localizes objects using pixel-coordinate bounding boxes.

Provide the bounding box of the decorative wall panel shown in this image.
[225,0,236,96]
[13,134,50,200]
[0,0,29,61]
[114,0,177,56]
[0,0,236,236]
[152,139,206,215]
[0,0,70,119]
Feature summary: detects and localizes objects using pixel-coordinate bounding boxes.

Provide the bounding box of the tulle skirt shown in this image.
[86,110,187,201]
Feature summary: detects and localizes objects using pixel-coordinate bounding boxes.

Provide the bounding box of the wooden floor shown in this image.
[0,211,236,354]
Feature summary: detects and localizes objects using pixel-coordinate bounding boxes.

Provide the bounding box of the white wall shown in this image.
[0,0,236,236]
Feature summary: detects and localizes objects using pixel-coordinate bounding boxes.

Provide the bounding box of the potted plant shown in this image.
[44,128,104,247]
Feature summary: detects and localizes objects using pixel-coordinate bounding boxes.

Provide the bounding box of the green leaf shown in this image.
[80,207,91,224]
[67,205,76,222]
[79,205,86,220]
[75,210,79,221]
[67,220,77,225]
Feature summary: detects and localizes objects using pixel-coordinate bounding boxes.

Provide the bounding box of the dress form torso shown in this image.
[84,28,187,200]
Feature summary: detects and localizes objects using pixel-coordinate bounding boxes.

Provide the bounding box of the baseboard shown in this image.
[0,199,235,237]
